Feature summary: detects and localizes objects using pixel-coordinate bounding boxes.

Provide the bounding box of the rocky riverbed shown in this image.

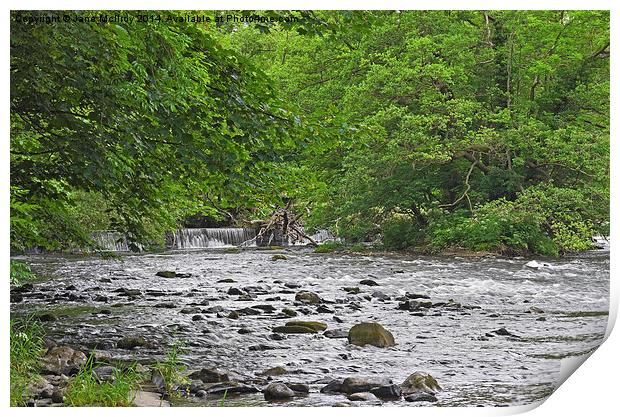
[10,247,609,407]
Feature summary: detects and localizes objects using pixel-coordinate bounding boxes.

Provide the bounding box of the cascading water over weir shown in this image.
[171,228,257,249]
[91,227,337,251]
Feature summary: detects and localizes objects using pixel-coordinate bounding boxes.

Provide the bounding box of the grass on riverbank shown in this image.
[10,317,46,406]
[152,344,188,397]
[64,355,143,406]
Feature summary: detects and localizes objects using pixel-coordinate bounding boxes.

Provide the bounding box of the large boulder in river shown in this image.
[263,382,295,400]
[401,371,441,395]
[348,322,395,347]
[341,377,393,394]
[41,346,87,375]
[189,368,229,383]
[295,290,321,304]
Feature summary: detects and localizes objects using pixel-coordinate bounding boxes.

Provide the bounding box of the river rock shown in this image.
[295,291,321,304]
[348,392,379,401]
[287,383,310,394]
[180,307,201,314]
[117,336,149,349]
[227,287,245,296]
[282,308,298,317]
[253,304,277,312]
[228,311,240,319]
[132,390,170,407]
[286,320,327,331]
[399,300,432,311]
[116,288,142,297]
[273,325,316,334]
[324,329,349,339]
[341,377,393,394]
[51,389,64,404]
[370,384,403,400]
[371,291,391,301]
[263,382,295,400]
[41,346,87,375]
[360,279,379,286]
[316,305,335,313]
[491,327,516,337]
[401,372,441,395]
[348,322,395,348]
[343,287,361,294]
[260,366,287,376]
[189,368,229,383]
[27,377,54,399]
[406,293,431,300]
[208,381,260,395]
[320,379,344,393]
[405,392,438,402]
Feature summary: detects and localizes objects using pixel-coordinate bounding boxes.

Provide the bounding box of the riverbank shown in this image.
[10,247,609,406]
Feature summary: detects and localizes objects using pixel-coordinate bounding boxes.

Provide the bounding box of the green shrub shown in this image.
[314,241,344,253]
[380,216,423,250]
[10,317,45,406]
[428,201,558,256]
[10,260,36,285]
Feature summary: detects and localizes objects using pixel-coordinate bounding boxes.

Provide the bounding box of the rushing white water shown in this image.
[172,228,257,249]
[291,228,340,245]
[12,248,609,407]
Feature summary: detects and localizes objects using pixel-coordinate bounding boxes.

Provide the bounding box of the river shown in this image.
[10,247,609,407]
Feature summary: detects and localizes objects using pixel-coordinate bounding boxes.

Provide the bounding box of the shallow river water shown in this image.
[11,247,609,407]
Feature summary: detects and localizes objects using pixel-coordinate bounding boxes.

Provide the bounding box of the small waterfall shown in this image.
[173,228,256,249]
[92,231,129,252]
[592,235,610,250]
[290,228,339,245]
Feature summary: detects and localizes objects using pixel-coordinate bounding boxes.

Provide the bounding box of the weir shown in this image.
[171,227,257,249]
[90,227,338,251]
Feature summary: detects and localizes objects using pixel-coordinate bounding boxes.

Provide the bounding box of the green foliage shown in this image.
[64,355,142,407]
[381,217,424,250]
[244,10,608,255]
[152,344,188,397]
[10,317,45,406]
[428,202,558,256]
[314,241,344,253]
[9,11,609,256]
[10,260,36,285]
[11,10,301,251]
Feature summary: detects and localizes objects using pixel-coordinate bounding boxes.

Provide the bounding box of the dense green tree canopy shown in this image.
[10,10,610,255]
